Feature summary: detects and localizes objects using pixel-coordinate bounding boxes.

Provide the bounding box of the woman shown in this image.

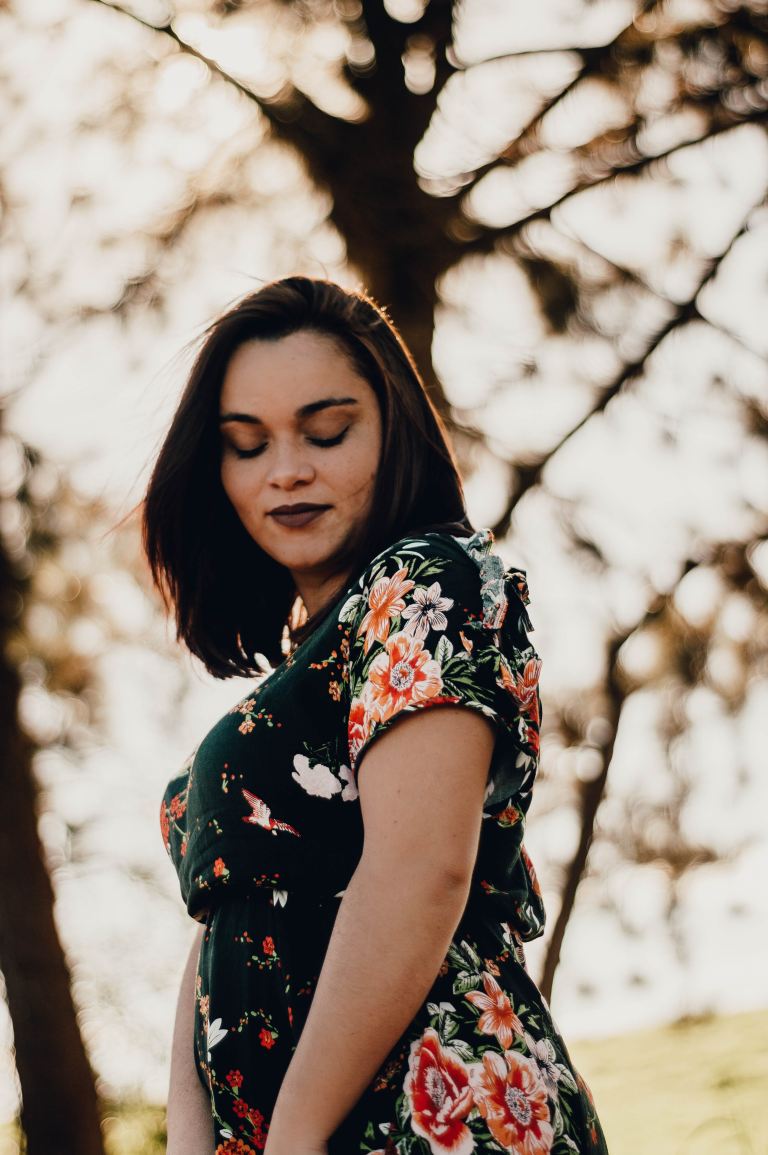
[149,276,609,1155]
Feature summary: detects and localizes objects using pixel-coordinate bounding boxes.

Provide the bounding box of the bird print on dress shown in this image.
[240,787,301,836]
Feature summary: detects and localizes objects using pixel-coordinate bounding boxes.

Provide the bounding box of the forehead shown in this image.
[219,330,373,415]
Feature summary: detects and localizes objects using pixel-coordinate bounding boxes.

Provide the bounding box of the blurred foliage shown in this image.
[0,0,767,1137]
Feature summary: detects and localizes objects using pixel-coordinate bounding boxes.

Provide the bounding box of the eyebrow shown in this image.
[219,396,360,425]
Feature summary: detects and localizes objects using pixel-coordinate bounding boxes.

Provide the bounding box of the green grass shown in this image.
[568,1007,768,1155]
[0,1008,765,1153]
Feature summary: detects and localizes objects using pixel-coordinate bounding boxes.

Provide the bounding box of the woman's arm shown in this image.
[166,922,216,1155]
[265,706,495,1153]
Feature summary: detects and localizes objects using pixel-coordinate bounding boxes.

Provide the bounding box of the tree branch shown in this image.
[89,0,359,169]
[461,107,768,260]
[452,0,663,197]
[489,193,765,538]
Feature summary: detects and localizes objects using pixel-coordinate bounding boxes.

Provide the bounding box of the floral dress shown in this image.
[160,528,609,1155]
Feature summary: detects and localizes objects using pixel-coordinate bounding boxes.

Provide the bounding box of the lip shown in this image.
[270,503,329,515]
[268,504,331,529]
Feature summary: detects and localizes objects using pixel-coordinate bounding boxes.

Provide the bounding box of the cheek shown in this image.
[337,443,378,503]
[220,458,258,512]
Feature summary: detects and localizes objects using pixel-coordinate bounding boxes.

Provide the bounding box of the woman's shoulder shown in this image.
[359,527,489,578]
[342,526,533,635]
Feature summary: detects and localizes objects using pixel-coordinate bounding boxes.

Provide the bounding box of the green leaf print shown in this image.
[434,633,454,664]
[338,593,364,623]
[452,969,481,995]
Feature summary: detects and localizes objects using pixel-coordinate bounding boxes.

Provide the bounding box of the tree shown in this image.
[88,0,768,996]
[1,0,767,1143]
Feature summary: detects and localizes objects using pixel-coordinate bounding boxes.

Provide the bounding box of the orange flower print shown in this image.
[465,970,524,1049]
[213,857,228,877]
[262,936,275,956]
[259,1027,275,1049]
[499,656,541,754]
[366,633,443,724]
[403,1027,475,1155]
[499,657,541,717]
[215,1140,257,1155]
[469,1049,554,1155]
[328,679,342,702]
[348,695,372,766]
[357,568,415,654]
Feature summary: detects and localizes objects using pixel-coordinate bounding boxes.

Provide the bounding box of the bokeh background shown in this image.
[1,1,767,1152]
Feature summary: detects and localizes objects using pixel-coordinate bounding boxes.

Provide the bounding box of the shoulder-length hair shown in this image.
[142,275,473,677]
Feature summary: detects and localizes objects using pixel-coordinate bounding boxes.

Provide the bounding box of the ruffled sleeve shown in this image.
[339,529,542,810]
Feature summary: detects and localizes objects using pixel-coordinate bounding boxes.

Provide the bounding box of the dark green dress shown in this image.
[160,529,609,1155]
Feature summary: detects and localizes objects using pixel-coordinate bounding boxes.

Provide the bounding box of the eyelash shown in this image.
[229,426,351,459]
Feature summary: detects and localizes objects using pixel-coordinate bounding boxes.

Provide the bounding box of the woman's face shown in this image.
[219,329,383,613]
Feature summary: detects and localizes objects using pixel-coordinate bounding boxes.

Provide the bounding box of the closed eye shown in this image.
[308,426,350,448]
[225,425,350,458]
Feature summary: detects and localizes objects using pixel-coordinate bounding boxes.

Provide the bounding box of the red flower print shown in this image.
[403,1026,475,1155]
[358,568,415,653]
[213,857,227,877]
[262,936,275,956]
[159,803,169,846]
[521,845,542,898]
[366,633,443,724]
[169,792,187,819]
[233,1098,250,1117]
[469,1049,553,1155]
[259,1027,275,1049]
[226,1069,243,1089]
[496,802,521,827]
[465,971,524,1049]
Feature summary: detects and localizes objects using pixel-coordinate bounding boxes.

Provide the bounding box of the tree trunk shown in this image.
[539,638,624,1002]
[0,542,105,1155]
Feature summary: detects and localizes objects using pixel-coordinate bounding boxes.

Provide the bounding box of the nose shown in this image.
[265,438,315,490]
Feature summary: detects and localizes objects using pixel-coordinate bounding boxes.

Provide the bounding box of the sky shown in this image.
[1,0,767,1122]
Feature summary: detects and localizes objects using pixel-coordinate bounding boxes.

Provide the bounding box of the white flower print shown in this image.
[272,888,288,907]
[292,754,343,798]
[401,581,454,640]
[524,1031,578,1097]
[206,1017,228,1061]
[338,764,359,802]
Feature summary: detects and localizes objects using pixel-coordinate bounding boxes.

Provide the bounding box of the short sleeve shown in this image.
[340,531,542,809]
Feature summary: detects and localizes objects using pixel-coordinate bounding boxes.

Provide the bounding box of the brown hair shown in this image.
[142,275,472,676]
